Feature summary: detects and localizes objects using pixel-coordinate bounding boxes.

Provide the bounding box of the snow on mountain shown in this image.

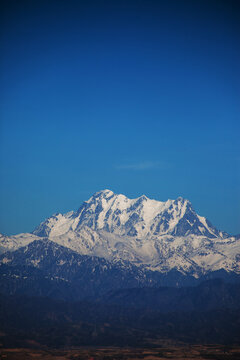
[1,190,239,275]
[0,239,177,299]
[33,189,227,239]
[0,233,41,254]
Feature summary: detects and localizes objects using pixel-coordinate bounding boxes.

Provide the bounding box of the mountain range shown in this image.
[1,190,239,277]
[1,279,240,348]
[1,190,240,348]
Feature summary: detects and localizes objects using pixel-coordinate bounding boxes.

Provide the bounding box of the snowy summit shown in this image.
[0,190,239,275]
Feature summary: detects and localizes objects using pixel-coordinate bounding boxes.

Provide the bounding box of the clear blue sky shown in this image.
[0,0,239,235]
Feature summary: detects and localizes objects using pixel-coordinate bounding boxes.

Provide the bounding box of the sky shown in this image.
[0,0,239,235]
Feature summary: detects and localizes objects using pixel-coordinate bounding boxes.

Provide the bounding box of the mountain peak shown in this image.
[92,189,115,199]
[176,196,185,202]
[2,190,237,276]
[32,190,228,241]
[97,189,114,195]
[174,196,190,205]
[138,194,148,201]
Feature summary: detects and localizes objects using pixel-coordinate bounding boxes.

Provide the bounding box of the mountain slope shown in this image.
[0,239,171,299]
[0,233,41,254]
[1,190,239,275]
[2,239,239,301]
[33,189,227,239]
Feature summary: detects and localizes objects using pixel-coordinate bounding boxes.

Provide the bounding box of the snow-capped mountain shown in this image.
[0,232,41,254]
[1,190,239,275]
[33,189,226,239]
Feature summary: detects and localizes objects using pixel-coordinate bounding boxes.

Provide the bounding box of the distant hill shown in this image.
[0,283,240,348]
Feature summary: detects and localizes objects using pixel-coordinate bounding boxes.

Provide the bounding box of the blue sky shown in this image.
[0,0,239,235]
